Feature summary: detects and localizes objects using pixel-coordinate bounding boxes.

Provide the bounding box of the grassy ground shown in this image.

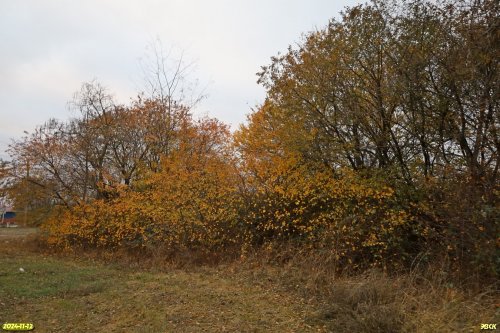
[0,227,38,238]
[0,228,498,332]
[0,229,323,333]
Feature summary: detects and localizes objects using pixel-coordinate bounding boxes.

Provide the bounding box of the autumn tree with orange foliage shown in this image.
[44,115,241,252]
[4,0,498,277]
[246,0,498,274]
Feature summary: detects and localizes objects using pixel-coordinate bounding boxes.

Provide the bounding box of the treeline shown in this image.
[4,0,498,277]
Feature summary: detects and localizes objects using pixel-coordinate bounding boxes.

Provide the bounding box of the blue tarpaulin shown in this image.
[4,212,16,219]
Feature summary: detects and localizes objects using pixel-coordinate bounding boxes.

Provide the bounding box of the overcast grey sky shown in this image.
[0,0,362,160]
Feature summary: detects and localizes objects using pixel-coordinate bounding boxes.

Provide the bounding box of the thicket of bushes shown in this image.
[3,0,498,279]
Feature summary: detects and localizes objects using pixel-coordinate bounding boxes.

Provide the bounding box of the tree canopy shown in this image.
[2,0,498,276]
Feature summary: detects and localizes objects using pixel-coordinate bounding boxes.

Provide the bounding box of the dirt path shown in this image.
[0,229,324,333]
[0,227,38,238]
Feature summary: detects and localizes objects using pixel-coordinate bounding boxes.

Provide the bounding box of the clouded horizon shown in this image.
[0,0,361,160]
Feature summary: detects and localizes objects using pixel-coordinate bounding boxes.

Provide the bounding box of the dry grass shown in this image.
[0,230,322,333]
[224,245,499,333]
[2,230,498,332]
[0,227,39,238]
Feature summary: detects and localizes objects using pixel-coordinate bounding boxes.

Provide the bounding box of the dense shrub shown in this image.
[8,0,497,279]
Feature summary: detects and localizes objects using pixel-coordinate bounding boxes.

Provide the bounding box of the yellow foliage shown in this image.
[44,104,414,269]
[44,117,242,251]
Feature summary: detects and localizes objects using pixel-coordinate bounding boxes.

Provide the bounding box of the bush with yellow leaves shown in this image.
[44,118,242,252]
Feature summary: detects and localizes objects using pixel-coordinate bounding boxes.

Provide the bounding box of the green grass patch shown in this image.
[1,230,497,332]
[0,236,320,333]
[0,256,115,298]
